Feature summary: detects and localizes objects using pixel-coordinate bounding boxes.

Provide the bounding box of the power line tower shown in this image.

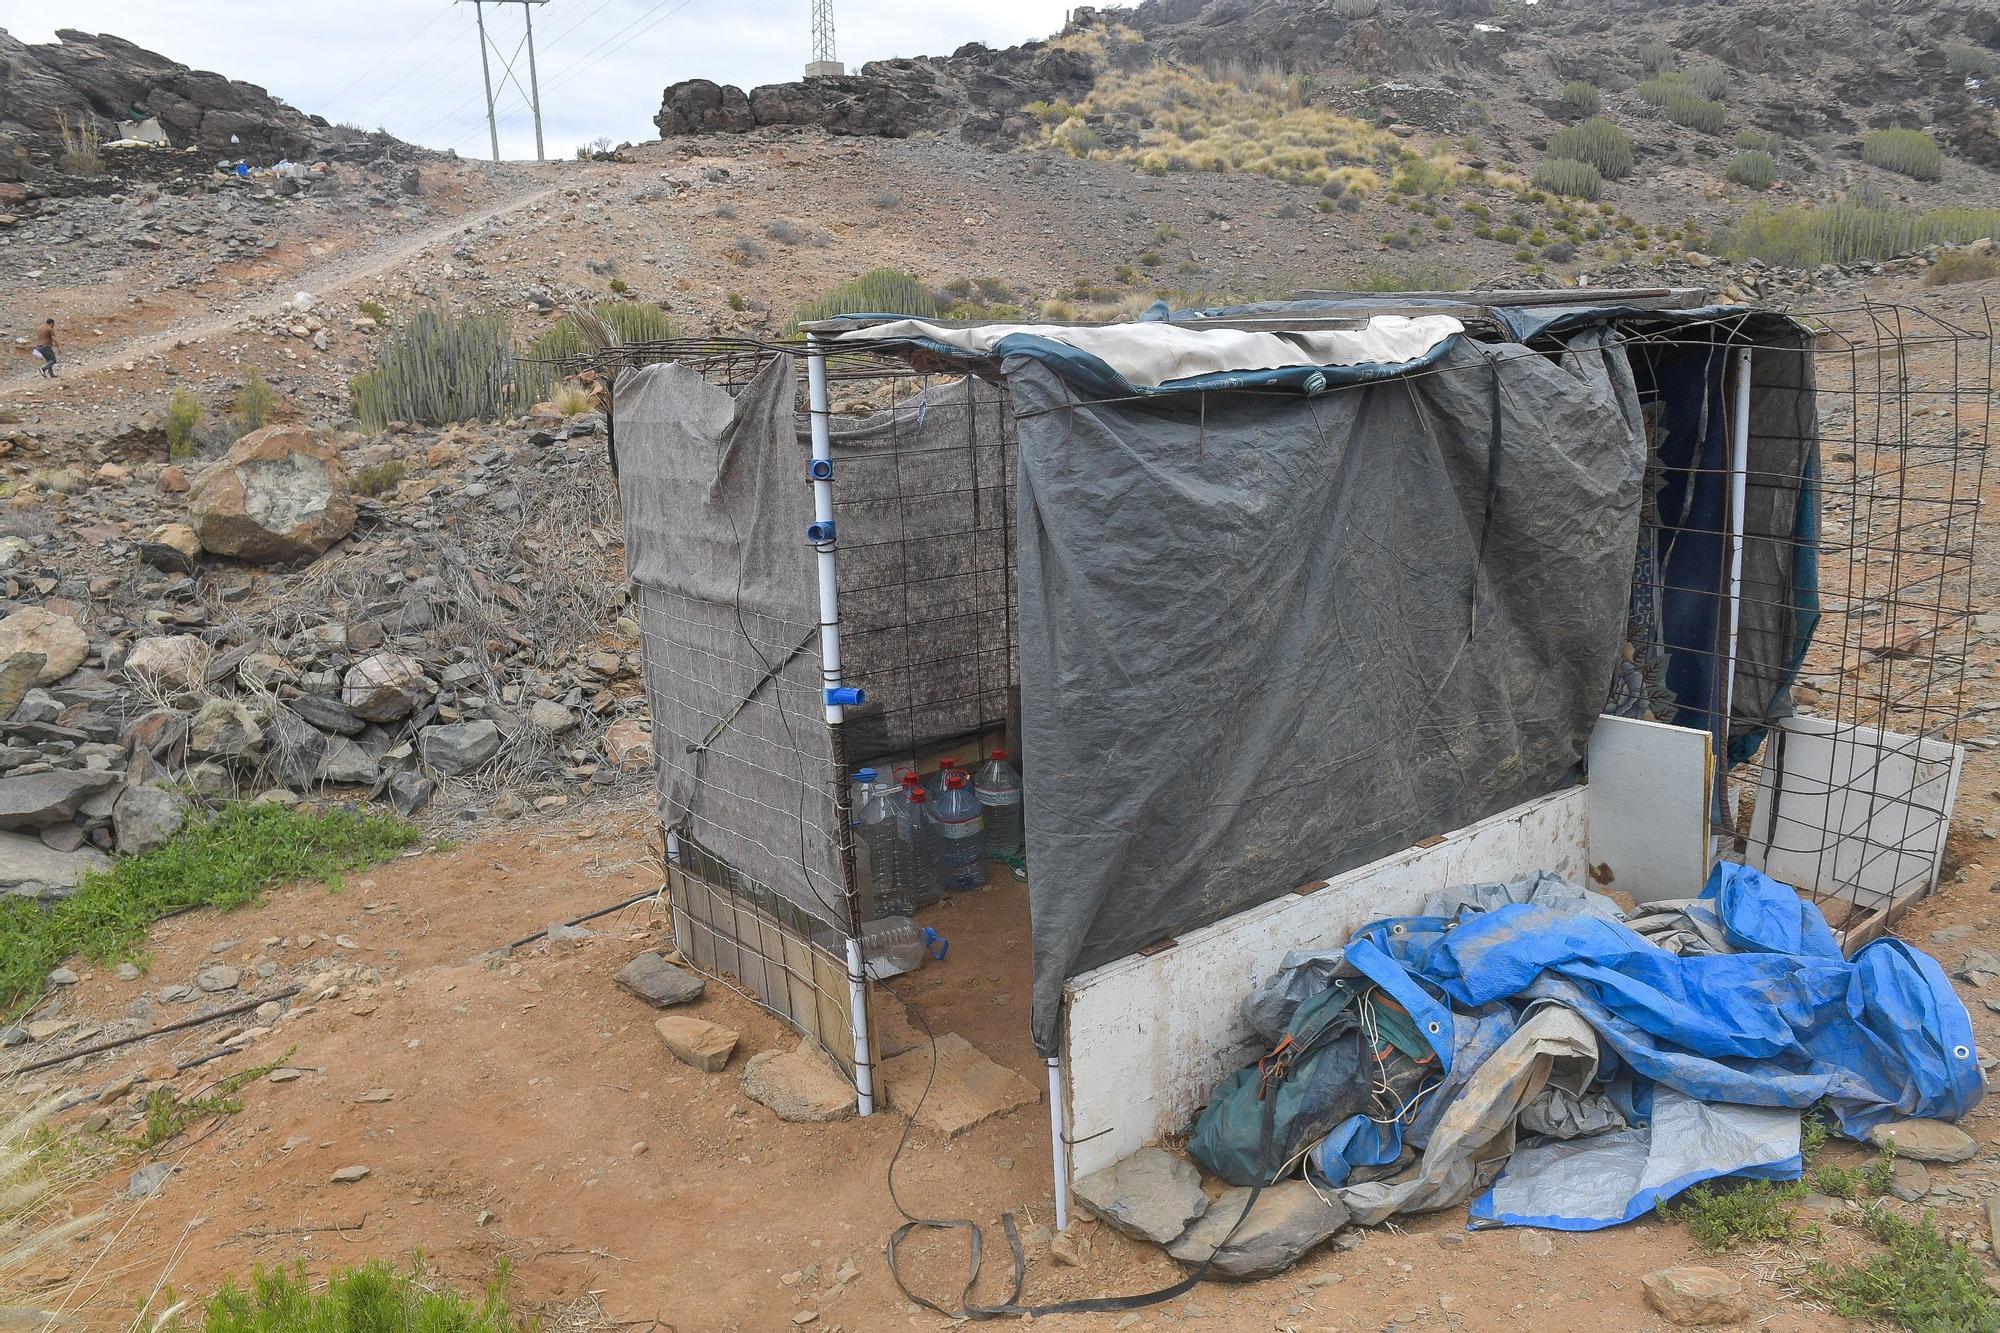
[459,0,548,162]
[806,0,842,78]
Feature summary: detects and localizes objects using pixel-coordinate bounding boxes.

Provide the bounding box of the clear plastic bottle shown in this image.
[858,915,926,979]
[933,770,987,892]
[974,750,1023,859]
[858,776,909,917]
[923,756,962,801]
[905,786,944,905]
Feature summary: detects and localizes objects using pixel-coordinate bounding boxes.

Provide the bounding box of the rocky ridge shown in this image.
[0,28,412,171]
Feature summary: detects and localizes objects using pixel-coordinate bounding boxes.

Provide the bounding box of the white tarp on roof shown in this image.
[833,314,1464,389]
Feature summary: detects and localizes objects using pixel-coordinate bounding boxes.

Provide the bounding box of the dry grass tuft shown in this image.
[1037,61,1404,189]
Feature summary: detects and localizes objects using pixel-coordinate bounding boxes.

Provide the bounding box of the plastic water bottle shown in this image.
[923,756,962,801]
[974,750,1023,859]
[933,770,986,892]
[857,777,909,917]
[905,786,945,905]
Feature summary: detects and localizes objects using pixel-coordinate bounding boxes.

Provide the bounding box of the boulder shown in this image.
[0,829,110,899]
[1165,1181,1348,1279]
[188,697,262,759]
[138,522,202,574]
[1640,1266,1751,1326]
[1074,1148,1211,1245]
[112,783,186,855]
[188,424,356,564]
[741,1045,856,1122]
[615,952,705,1006]
[1866,1118,1978,1164]
[655,1015,740,1072]
[653,78,755,134]
[418,719,503,775]
[0,768,121,830]
[342,652,432,722]
[0,608,87,684]
[123,634,211,695]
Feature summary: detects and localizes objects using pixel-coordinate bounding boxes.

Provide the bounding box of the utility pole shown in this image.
[807,0,842,78]
[460,0,548,163]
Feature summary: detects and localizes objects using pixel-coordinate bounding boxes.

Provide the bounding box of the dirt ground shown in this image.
[4,770,1996,1332]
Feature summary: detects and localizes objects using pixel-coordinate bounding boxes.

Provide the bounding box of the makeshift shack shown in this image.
[599,290,1984,1228]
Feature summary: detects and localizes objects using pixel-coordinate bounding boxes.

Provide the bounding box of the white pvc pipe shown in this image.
[805,338,846,726]
[808,337,873,1116]
[1047,1055,1071,1230]
[846,936,876,1116]
[1722,346,1753,743]
[664,828,681,866]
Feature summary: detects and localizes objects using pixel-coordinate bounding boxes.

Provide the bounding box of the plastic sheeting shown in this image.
[1349,862,1983,1137]
[1276,861,1983,1229]
[1011,331,1648,1053]
[831,314,1464,394]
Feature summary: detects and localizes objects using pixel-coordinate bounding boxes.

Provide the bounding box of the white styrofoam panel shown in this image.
[1585,715,1713,904]
[1058,785,1590,1181]
[1746,715,1964,912]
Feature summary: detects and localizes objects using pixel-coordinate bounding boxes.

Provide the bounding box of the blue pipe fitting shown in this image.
[807,519,837,543]
[826,686,865,707]
[808,458,834,480]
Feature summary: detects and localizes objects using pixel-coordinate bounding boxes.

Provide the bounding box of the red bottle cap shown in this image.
[991,749,1008,761]
[939,757,958,770]
[909,787,928,803]
[945,770,968,789]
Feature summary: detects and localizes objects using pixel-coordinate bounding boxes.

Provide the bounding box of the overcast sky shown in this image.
[11,2,1080,160]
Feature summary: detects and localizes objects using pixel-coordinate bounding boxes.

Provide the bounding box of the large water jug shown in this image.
[904,785,946,905]
[857,776,908,917]
[933,770,986,892]
[974,750,1023,859]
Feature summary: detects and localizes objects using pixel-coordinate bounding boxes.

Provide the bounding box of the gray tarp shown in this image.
[1013,331,1649,1053]
[618,358,847,924]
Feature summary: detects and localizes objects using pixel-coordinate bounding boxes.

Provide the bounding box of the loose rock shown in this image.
[1866,1118,1978,1164]
[615,951,705,1007]
[740,1045,857,1122]
[655,1014,740,1072]
[1165,1181,1349,1279]
[1640,1266,1750,1326]
[0,608,87,684]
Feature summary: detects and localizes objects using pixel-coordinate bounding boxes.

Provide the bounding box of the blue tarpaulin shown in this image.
[1349,862,1982,1137]
[1271,863,1987,1229]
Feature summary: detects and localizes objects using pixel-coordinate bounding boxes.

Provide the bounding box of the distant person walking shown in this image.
[29,320,58,378]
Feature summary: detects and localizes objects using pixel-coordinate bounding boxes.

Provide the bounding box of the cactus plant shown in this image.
[1534,158,1604,200]
[1862,127,1944,181]
[1548,117,1635,178]
[349,305,518,430]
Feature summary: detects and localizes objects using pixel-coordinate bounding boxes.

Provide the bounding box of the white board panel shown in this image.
[1059,786,1590,1181]
[1746,715,1964,912]
[1585,715,1713,904]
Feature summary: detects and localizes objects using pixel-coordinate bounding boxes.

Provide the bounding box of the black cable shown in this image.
[880,984,1266,1319]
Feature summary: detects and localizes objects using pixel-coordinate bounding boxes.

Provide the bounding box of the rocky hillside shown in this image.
[657,0,2000,208]
[0,29,412,179]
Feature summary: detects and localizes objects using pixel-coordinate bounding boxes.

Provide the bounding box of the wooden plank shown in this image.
[1059,786,1589,1182]
[1585,715,1713,905]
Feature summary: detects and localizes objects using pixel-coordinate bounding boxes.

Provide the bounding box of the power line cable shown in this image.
[439,0,697,154]
[318,6,452,115]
